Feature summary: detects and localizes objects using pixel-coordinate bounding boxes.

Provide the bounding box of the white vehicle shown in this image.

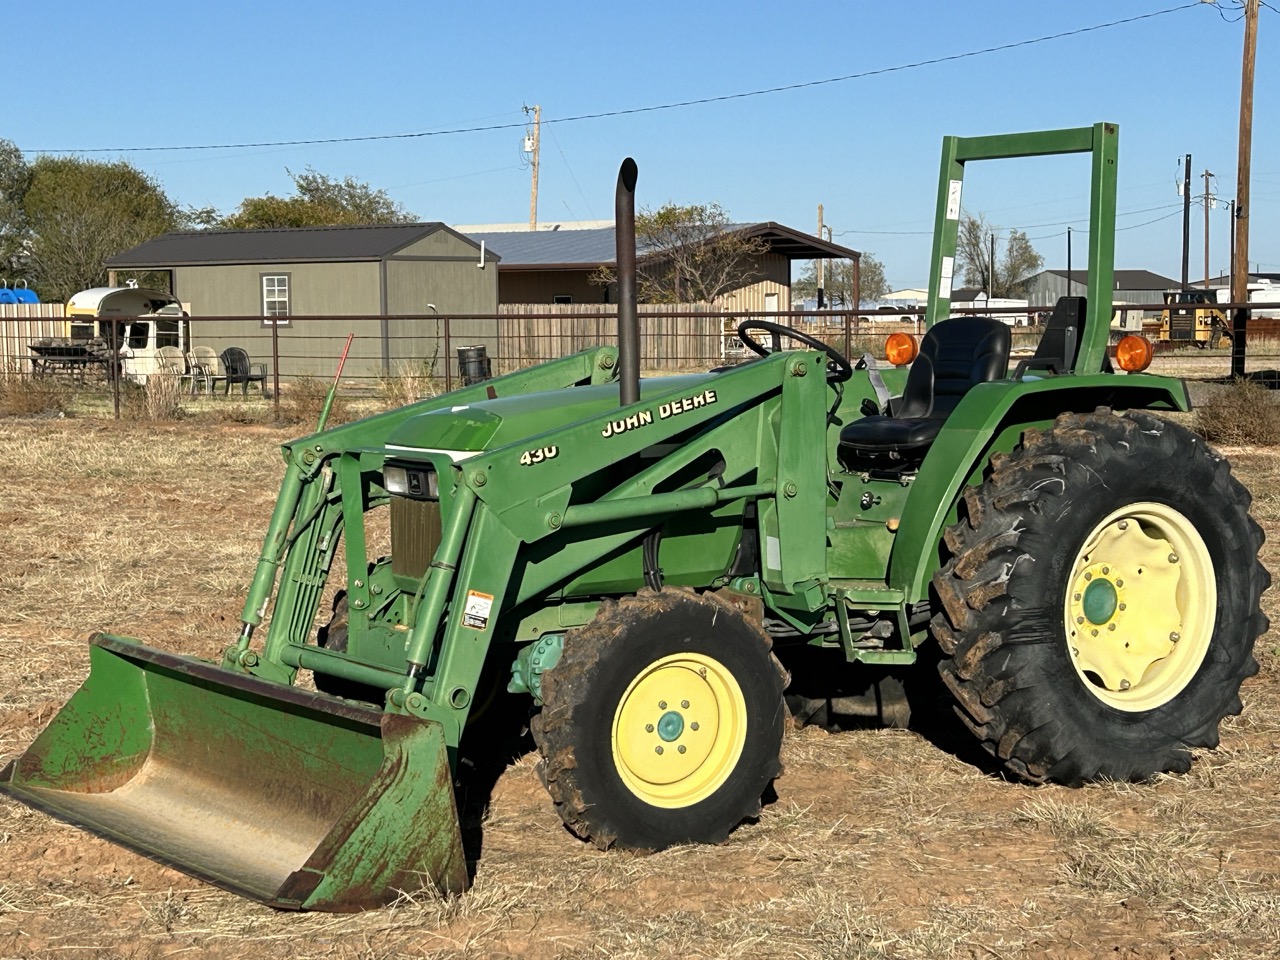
[1211,281,1280,319]
[65,284,189,382]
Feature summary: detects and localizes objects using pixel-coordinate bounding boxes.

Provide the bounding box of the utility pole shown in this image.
[523,104,541,231]
[989,232,997,297]
[1202,168,1215,288]
[1231,0,1259,378]
[1180,153,1192,290]
[816,204,825,308]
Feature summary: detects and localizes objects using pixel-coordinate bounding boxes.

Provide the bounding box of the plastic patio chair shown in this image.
[189,346,227,395]
[156,346,196,393]
[219,347,268,397]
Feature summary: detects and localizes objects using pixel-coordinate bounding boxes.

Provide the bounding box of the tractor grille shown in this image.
[390,496,442,581]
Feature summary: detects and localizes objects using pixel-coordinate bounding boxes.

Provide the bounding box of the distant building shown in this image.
[106,223,498,377]
[1024,269,1180,310]
[461,222,859,312]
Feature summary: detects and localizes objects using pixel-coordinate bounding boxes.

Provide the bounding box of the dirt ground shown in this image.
[1,418,1279,960]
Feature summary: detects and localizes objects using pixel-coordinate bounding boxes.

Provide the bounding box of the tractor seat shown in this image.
[838,316,1011,471]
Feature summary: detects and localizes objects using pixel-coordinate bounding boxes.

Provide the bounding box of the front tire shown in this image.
[932,409,1268,785]
[533,588,787,850]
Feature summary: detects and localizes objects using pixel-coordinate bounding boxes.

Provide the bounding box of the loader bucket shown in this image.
[0,633,468,911]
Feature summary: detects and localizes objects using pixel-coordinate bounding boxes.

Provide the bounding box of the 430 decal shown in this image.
[519,445,559,466]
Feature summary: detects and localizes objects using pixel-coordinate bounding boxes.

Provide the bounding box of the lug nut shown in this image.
[681,700,689,709]
[645,724,654,733]
[1102,567,1109,575]
[1116,579,1124,587]
[1072,647,1079,657]
[1118,603,1127,611]
[1119,520,1129,530]
[691,722,700,731]
[1076,616,1085,624]
[659,701,667,709]
[1170,632,1181,643]
[1108,624,1117,631]
[1091,629,1099,636]
[655,746,664,755]
[1073,593,1081,601]
[1084,572,1093,581]
[1120,679,1132,690]
[678,745,687,754]
[1169,553,1179,563]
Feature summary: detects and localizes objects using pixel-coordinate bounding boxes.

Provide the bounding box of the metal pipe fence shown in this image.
[2,305,1277,422]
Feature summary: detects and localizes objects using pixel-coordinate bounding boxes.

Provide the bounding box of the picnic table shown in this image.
[28,340,117,381]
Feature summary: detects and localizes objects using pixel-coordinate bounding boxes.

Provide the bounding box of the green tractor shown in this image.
[1,123,1267,911]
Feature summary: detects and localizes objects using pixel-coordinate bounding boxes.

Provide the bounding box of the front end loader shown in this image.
[1,123,1267,911]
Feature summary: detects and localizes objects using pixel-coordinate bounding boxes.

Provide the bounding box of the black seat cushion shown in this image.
[838,316,1011,469]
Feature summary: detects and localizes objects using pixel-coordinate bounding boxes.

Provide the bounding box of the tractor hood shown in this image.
[384,373,718,459]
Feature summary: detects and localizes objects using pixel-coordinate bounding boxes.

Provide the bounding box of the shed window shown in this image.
[262,274,291,325]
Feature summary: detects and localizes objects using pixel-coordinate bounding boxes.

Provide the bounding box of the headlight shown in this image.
[383,463,438,500]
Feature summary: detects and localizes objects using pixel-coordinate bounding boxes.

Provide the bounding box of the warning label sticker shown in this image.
[462,590,495,630]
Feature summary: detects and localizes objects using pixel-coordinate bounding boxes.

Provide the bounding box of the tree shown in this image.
[957,212,1043,298]
[22,157,180,301]
[793,253,887,306]
[221,167,415,229]
[594,202,770,304]
[0,139,32,279]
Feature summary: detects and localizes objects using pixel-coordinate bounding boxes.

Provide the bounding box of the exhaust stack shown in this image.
[615,158,640,407]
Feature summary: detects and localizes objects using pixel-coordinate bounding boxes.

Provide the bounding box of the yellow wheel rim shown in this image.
[1063,502,1216,712]
[611,653,748,808]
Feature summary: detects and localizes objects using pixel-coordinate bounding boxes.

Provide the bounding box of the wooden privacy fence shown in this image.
[498,303,722,369]
[0,304,65,376]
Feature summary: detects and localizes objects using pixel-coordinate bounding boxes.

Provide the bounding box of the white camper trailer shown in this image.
[65,285,189,382]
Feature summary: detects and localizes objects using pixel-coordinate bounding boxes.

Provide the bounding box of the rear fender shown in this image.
[888,374,1191,604]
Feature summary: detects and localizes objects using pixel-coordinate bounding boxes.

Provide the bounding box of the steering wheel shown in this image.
[736,319,853,383]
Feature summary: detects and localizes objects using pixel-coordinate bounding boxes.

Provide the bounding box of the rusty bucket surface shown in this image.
[0,633,468,911]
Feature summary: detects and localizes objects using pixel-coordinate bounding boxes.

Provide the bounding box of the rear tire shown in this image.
[314,593,384,703]
[931,409,1267,785]
[533,588,787,850]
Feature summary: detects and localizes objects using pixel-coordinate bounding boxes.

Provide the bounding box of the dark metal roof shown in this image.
[105,223,487,268]
[107,220,858,271]
[464,222,860,269]
[464,226,621,268]
[736,222,861,260]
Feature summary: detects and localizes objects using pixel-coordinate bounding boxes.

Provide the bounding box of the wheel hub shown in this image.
[656,710,685,742]
[1081,577,1118,625]
[612,653,747,808]
[1064,503,1215,712]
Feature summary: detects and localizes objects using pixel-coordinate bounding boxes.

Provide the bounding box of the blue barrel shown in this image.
[13,285,39,304]
[0,288,17,305]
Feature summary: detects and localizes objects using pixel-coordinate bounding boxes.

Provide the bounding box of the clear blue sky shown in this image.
[13,0,1278,292]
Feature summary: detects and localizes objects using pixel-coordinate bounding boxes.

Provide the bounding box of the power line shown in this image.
[25,3,1202,155]
[844,203,1187,238]
[1027,208,1185,240]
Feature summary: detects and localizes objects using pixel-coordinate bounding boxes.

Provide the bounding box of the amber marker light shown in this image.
[884,333,919,367]
[1115,335,1154,373]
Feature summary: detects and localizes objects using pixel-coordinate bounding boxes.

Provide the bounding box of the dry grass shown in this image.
[0,417,1276,958]
[377,358,444,408]
[1195,377,1280,445]
[0,376,72,418]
